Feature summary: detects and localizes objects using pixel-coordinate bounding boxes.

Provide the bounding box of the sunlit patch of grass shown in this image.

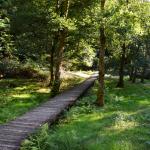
[12,94,32,99]
[21,78,150,150]
[60,77,84,92]
[112,113,138,131]
[36,88,50,93]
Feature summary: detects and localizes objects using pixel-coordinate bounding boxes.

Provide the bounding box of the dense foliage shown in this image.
[0,0,150,98]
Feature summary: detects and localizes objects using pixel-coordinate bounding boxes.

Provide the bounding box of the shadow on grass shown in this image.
[21,78,150,150]
[42,108,150,150]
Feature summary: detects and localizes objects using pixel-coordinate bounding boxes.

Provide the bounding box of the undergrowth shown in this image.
[21,78,150,150]
[0,75,84,124]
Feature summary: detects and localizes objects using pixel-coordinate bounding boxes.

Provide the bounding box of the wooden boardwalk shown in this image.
[0,76,97,150]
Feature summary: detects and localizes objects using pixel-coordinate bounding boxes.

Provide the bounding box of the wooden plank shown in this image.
[0,144,19,150]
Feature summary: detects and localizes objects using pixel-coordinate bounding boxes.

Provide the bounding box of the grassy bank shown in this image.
[22,78,150,150]
[0,74,85,124]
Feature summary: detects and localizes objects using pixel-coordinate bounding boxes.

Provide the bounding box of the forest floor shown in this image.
[21,77,150,150]
[0,71,93,124]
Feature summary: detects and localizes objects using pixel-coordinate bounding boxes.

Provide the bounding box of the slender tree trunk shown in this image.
[51,0,69,96]
[45,29,55,87]
[117,43,126,88]
[132,68,137,83]
[48,33,59,87]
[49,43,55,87]
[49,1,60,87]
[97,0,106,107]
[129,66,134,81]
[141,43,148,83]
[141,67,145,83]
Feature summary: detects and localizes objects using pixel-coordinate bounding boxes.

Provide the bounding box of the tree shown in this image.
[97,0,106,106]
[51,0,100,96]
[50,0,71,96]
[0,0,14,60]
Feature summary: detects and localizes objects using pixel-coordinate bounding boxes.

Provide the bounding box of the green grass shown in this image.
[0,76,84,124]
[21,78,150,150]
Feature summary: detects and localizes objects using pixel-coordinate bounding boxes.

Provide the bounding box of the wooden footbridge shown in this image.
[0,76,97,150]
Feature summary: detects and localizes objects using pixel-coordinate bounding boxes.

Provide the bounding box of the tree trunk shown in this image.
[48,33,59,87]
[51,30,66,96]
[141,42,148,83]
[132,68,137,83]
[51,0,70,96]
[97,0,106,107]
[129,66,134,81]
[117,43,126,88]
[49,43,55,87]
[141,67,145,83]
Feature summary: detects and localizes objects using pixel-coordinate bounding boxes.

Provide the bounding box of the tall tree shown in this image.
[97,0,106,106]
[51,0,70,96]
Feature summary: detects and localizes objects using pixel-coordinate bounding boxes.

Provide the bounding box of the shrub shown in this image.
[0,59,48,80]
[0,59,19,78]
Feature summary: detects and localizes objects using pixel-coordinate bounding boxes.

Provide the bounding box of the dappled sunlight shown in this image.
[111,140,135,150]
[12,93,32,99]
[1,0,150,148]
[112,95,125,102]
[22,78,149,150]
[14,86,27,90]
[70,110,139,133]
[0,74,85,124]
[75,113,102,123]
[86,113,103,122]
[14,84,39,91]
[113,118,138,131]
[0,78,50,124]
[64,71,96,78]
[36,88,50,93]
[138,99,150,105]
[60,77,84,92]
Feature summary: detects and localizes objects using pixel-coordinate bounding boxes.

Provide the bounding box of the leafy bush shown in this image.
[0,59,48,80]
[0,59,19,78]
[21,124,50,150]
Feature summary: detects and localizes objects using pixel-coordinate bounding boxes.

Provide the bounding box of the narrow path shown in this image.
[0,75,97,150]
